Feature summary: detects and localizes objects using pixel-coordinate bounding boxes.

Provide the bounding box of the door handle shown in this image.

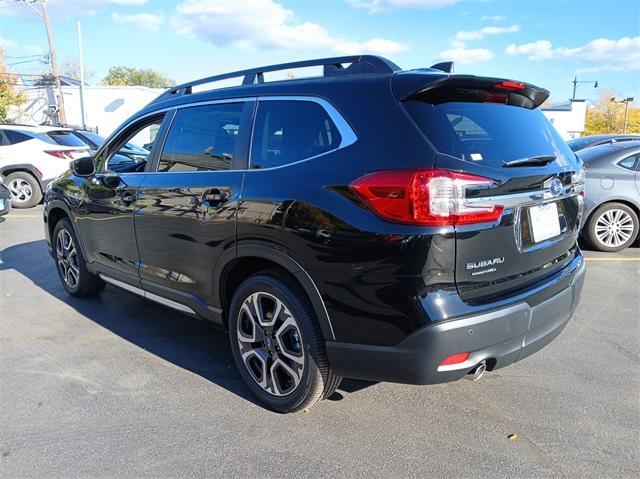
[201,188,228,207]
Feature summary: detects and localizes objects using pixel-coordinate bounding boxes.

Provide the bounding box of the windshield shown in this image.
[404,101,576,168]
[80,131,105,148]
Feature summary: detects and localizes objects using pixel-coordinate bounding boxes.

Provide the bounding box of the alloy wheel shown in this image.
[8,178,32,204]
[56,229,80,289]
[594,208,635,248]
[236,292,305,396]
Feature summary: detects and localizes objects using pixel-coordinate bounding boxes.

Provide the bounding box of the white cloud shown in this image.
[346,0,458,13]
[454,24,520,42]
[112,12,163,31]
[480,15,506,22]
[506,36,640,71]
[0,36,45,57]
[1,0,147,17]
[172,0,408,56]
[437,46,493,64]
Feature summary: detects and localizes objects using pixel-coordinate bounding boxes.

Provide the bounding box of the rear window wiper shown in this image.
[502,155,556,168]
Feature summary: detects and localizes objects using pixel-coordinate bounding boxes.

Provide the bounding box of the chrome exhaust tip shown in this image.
[465,361,487,382]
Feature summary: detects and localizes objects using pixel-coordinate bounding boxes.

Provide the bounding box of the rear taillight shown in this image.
[350,169,503,226]
[45,150,74,159]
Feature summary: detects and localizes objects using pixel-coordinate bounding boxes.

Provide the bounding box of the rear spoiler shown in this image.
[397,74,549,109]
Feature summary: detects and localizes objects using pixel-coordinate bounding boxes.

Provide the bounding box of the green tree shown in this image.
[102,66,175,88]
[0,48,26,123]
[584,90,640,135]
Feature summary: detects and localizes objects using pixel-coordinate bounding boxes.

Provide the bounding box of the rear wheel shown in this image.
[585,202,639,252]
[53,218,105,297]
[5,172,42,208]
[228,272,341,413]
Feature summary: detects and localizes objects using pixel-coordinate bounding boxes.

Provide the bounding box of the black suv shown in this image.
[44,56,586,412]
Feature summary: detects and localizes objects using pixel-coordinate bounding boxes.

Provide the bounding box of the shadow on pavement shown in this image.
[0,239,375,408]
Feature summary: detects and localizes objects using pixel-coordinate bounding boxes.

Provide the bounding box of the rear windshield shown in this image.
[567,136,602,151]
[404,101,576,168]
[46,131,87,147]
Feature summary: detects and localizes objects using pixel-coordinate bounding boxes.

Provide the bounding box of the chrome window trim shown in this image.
[247,95,358,172]
[101,95,356,174]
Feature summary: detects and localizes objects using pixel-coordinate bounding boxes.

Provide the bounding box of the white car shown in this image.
[0,125,90,208]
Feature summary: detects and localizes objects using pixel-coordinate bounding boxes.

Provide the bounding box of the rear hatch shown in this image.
[399,74,584,303]
[42,130,90,159]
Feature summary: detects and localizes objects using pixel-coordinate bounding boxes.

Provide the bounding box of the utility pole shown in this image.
[41,0,66,125]
[77,20,86,130]
[20,0,66,125]
[610,97,635,133]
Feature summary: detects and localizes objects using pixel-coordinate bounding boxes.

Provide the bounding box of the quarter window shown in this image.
[158,103,244,172]
[250,100,341,169]
[618,154,639,171]
[0,130,31,145]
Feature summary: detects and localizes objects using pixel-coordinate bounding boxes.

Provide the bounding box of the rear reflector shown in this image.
[439,352,470,366]
[45,150,74,159]
[350,169,503,226]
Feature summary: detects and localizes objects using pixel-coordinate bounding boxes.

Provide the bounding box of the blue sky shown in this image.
[1,0,638,103]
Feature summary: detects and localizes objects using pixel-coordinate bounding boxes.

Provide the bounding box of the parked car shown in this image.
[70,130,106,155]
[0,125,89,208]
[568,134,640,152]
[0,176,11,216]
[72,129,150,168]
[577,141,640,252]
[43,55,586,412]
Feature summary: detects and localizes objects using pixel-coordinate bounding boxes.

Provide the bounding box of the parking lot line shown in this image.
[585,257,640,261]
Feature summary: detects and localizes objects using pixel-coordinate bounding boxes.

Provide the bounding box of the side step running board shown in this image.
[99,274,197,316]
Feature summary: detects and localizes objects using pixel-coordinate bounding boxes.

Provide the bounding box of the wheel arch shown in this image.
[0,164,44,192]
[214,244,335,341]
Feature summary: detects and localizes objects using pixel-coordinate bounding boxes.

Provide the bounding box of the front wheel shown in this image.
[585,202,639,252]
[53,218,105,297]
[228,272,341,413]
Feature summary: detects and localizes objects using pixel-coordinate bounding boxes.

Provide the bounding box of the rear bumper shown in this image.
[326,256,585,384]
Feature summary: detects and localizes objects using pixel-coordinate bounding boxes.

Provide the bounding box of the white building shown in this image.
[18,84,165,136]
[542,100,588,140]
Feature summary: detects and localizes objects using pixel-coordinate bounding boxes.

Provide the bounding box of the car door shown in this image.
[133,99,254,318]
[76,113,168,284]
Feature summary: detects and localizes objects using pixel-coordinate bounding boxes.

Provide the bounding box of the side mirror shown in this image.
[71,156,95,177]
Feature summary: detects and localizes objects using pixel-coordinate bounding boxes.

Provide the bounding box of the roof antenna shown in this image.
[429,61,454,73]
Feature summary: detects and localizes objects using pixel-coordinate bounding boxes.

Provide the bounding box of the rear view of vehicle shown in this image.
[326,71,586,388]
[0,125,89,208]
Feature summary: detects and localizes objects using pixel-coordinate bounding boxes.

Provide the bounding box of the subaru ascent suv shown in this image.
[44,56,586,413]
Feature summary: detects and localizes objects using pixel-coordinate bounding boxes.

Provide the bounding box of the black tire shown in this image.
[585,202,639,252]
[228,271,341,413]
[52,218,105,297]
[5,171,42,208]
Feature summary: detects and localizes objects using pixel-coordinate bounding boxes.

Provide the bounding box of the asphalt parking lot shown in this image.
[1,206,638,478]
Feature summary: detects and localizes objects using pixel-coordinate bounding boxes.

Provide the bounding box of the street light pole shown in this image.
[571,76,598,101]
[610,97,635,134]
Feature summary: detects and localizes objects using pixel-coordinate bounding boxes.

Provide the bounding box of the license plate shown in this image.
[529,202,561,243]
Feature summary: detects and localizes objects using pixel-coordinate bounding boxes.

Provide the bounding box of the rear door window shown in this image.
[250,100,341,169]
[158,103,244,172]
[46,131,87,147]
[404,101,575,168]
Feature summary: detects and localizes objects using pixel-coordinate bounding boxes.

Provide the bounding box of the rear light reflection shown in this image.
[350,168,503,227]
[45,150,74,159]
[439,352,470,366]
[494,80,525,91]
